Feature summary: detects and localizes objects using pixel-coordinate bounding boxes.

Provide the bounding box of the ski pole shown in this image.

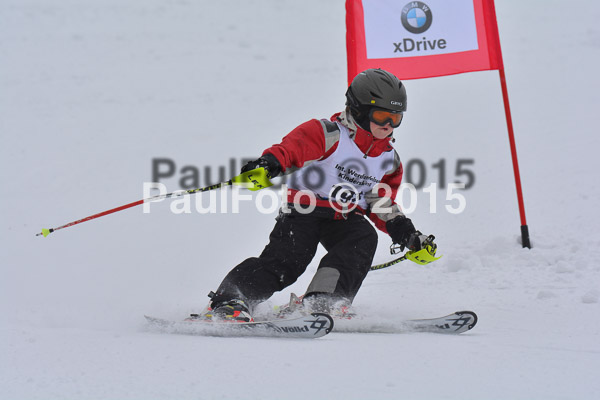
[36,167,272,238]
[370,254,409,271]
[370,235,441,270]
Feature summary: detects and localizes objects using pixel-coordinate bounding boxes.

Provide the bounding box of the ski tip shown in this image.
[309,312,335,335]
[455,310,478,331]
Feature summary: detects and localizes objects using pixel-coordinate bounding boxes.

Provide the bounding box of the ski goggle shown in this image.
[369,108,403,128]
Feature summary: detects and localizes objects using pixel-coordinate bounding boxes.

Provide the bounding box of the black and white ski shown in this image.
[333,311,478,334]
[144,312,334,339]
[275,294,477,335]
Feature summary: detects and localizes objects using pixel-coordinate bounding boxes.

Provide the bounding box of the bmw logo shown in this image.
[401,2,433,34]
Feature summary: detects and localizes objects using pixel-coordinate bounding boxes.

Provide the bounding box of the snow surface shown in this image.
[1,0,599,399]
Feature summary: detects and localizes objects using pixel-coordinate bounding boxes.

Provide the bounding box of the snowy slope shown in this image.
[1,0,599,399]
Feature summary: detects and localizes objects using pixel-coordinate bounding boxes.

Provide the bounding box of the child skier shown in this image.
[203,68,432,321]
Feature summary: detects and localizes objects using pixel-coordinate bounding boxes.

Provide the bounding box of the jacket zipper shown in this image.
[363,141,374,159]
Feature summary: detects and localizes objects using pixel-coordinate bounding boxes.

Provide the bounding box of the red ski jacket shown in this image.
[262,111,404,234]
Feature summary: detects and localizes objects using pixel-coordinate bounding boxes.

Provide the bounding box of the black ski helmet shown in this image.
[345,69,407,131]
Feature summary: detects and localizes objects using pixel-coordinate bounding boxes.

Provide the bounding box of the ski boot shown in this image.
[186,298,254,323]
[275,293,307,318]
[208,299,254,322]
[303,293,357,320]
[276,293,357,320]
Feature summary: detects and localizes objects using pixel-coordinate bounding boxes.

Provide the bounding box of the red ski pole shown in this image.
[36,167,272,238]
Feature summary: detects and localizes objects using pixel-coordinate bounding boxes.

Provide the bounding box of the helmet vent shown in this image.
[369,91,382,99]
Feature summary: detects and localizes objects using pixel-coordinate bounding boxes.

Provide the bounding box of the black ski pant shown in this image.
[212,207,378,309]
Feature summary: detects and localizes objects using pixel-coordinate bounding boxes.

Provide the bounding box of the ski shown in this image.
[274,294,477,334]
[403,311,478,334]
[333,311,478,334]
[144,312,334,339]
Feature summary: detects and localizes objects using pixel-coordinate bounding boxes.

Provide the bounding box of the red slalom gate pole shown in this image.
[499,68,531,248]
